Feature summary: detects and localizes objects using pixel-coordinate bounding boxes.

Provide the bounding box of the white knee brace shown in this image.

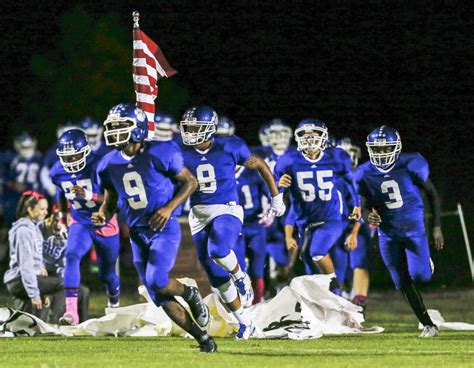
[312,255,325,262]
[213,280,238,304]
[213,251,238,272]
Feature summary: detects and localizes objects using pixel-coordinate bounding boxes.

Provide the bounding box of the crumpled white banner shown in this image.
[418,309,474,331]
[0,275,387,338]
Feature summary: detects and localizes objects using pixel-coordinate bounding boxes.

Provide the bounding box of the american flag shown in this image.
[132,19,176,139]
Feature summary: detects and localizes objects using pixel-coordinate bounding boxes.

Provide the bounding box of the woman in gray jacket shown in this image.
[3,191,63,321]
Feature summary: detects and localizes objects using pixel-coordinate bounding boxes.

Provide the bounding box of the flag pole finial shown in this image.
[133,11,140,28]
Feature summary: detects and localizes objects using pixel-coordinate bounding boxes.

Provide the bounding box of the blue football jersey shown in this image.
[182,136,252,206]
[42,145,59,170]
[92,141,113,157]
[235,166,267,223]
[356,152,429,229]
[50,153,103,227]
[257,146,297,174]
[274,147,358,227]
[6,153,42,191]
[96,141,184,228]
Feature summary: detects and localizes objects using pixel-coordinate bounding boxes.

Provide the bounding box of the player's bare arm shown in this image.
[91,188,118,226]
[245,154,286,216]
[345,221,360,251]
[278,174,292,189]
[149,167,198,231]
[244,154,279,197]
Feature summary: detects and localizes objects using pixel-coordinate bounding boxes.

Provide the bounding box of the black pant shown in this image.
[6,275,64,323]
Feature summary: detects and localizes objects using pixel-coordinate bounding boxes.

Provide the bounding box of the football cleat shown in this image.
[187,287,210,328]
[236,322,256,340]
[59,312,79,326]
[234,274,254,308]
[419,325,439,338]
[107,301,120,308]
[199,335,218,353]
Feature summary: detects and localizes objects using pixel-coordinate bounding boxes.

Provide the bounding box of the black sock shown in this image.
[329,277,341,292]
[401,281,434,327]
[181,285,195,303]
[189,323,207,341]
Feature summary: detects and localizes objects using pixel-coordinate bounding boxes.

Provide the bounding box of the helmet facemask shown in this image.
[180,120,216,146]
[267,126,292,152]
[366,140,401,169]
[57,145,91,173]
[84,127,103,148]
[154,122,175,142]
[103,119,136,147]
[295,125,328,154]
[14,141,36,159]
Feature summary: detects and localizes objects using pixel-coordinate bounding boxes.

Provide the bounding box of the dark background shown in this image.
[1,1,473,283]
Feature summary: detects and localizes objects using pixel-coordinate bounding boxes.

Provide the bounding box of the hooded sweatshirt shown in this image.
[3,218,44,299]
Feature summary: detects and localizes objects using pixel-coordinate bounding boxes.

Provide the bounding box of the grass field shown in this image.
[0,289,473,368]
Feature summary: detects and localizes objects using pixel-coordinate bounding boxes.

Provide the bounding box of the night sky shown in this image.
[1,1,473,212]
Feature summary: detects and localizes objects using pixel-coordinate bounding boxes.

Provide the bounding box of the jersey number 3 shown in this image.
[381,180,404,209]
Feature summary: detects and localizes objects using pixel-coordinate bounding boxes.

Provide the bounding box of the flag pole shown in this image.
[133,11,140,28]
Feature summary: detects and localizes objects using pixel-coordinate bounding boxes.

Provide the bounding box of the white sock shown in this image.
[214,251,239,272]
[233,306,251,326]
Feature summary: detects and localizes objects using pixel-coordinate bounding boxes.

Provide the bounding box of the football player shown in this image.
[275,118,361,295]
[258,119,294,294]
[50,129,120,325]
[3,133,42,226]
[153,110,179,143]
[92,103,216,353]
[235,163,268,304]
[40,122,77,202]
[336,137,371,309]
[215,116,235,137]
[79,117,111,157]
[357,125,444,337]
[180,105,285,339]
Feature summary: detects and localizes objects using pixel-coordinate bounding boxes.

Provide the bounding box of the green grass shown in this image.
[0,289,473,368]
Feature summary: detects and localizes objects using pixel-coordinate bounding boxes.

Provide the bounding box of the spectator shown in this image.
[40,209,90,322]
[3,191,63,322]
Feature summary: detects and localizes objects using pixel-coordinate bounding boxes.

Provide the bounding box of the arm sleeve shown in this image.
[420,178,441,227]
[41,166,56,197]
[340,155,360,207]
[16,231,40,299]
[273,158,288,194]
[96,166,113,191]
[165,148,185,177]
[407,154,430,185]
[285,204,297,226]
[232,139,252,166]
[360,195,374,224]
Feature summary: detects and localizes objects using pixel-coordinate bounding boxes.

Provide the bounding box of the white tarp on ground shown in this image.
[418,309,474,331]
[1,274,421,339]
